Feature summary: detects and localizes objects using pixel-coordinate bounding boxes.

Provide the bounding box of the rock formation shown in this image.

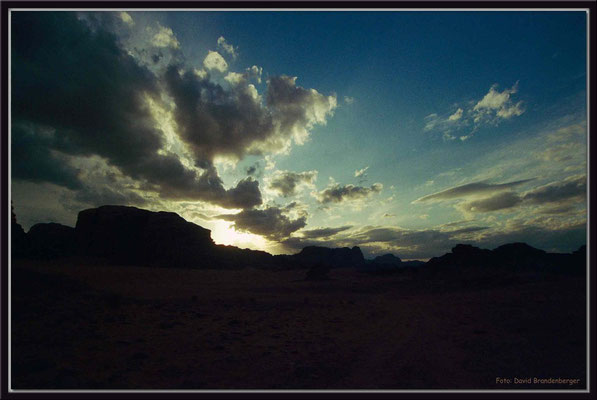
[75,205,214,268]
[426,242,585,273]
[28,223,76,259]
[11,205,28,257]
[293,246,365,269]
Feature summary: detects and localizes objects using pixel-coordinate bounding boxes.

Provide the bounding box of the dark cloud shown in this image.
[266,75,337,144]
[218,206,307,240]
[315,183,383,204]
[151,52,163,64]
[73,186,148,208]
[11,123,83,190]
[164,69,336,166]
[12,12,162,165]
[268,170,317,197]
[11,12,261,210]
[222,177,263,209]
[454,176,587,214]
[459,191,523,213]
[299,226,352,239]
[523,175,586,205]
[147,163,262,208]
[245,162,263,177]
[414,178,534,203]
[164,65,275,164]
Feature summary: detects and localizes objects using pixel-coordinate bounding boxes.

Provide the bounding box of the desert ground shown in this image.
[11,258,586,390]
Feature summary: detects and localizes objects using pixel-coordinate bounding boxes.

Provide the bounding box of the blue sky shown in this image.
[11,10,587,259]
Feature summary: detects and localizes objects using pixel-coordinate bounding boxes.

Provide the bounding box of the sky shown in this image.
[10,10,588,259]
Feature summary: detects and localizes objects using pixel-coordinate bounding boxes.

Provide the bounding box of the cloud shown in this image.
[10,12,264,210]
[164,70,336,165]
[248,65,263,83]
[414,179,534,203]
[267,170,318,197]
[203,50,228,72]
[11,12,340,226]
[218,205,307,240]
[119,12,134,25]
[315,182,383,204]
[296,225,489,259]
[282,219,584,259]
[423,113,440,132]
[458,191,523,213]
[424,82,524,139]
[299,225,353,239]
[266,75,337,146]
[344,96,355,104]
[12,12,164,187]
[537,123,586,166]
[152,23,180,49]
[73,185,148,208]
[522,175,586,205]
[245,162,263,178]
[421,175,586,217]
[11,123,83,190]
[354,166,369,178]
[473,82,524,123]
[448,108,463,121]
[225,66,263,86]
[217,36,237,59]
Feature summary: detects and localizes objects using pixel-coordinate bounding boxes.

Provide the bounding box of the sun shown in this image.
[210,220,268,251]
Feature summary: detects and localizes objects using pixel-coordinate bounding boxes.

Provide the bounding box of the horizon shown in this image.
[13,202,586,262]
[10,10,588,260]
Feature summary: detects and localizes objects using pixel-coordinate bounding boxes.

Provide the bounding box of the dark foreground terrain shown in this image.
[11,258,586,390]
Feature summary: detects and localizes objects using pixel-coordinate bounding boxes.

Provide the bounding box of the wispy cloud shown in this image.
[424,82,525,140]
[413,178,534,203]
[314,182,383,204]
[217,36,237,59]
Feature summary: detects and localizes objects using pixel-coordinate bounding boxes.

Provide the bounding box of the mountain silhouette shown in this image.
[427,242,585,274]
[11,205,585,273]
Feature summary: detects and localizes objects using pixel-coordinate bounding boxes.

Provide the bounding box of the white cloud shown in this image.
[193,68,208,79]
[119,12,134,25]
[224,71,245,85]
[248,65,263,83]
[344,96,355,105]
[474,83,517,111]
[448,108,463,121]
[152,23,180,49]
[425,82,525,140]
[224,66,263,86]
[355,166,369,178]
[423,113,439,132]
[203,50,228,72]
[473,82,524,123]
[497,102,525,119]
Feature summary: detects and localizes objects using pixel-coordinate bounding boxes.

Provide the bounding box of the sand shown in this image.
[10,258,587,390]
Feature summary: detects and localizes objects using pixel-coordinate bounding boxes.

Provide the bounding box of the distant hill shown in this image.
[427,243,585,274]
[10,205,586,273]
